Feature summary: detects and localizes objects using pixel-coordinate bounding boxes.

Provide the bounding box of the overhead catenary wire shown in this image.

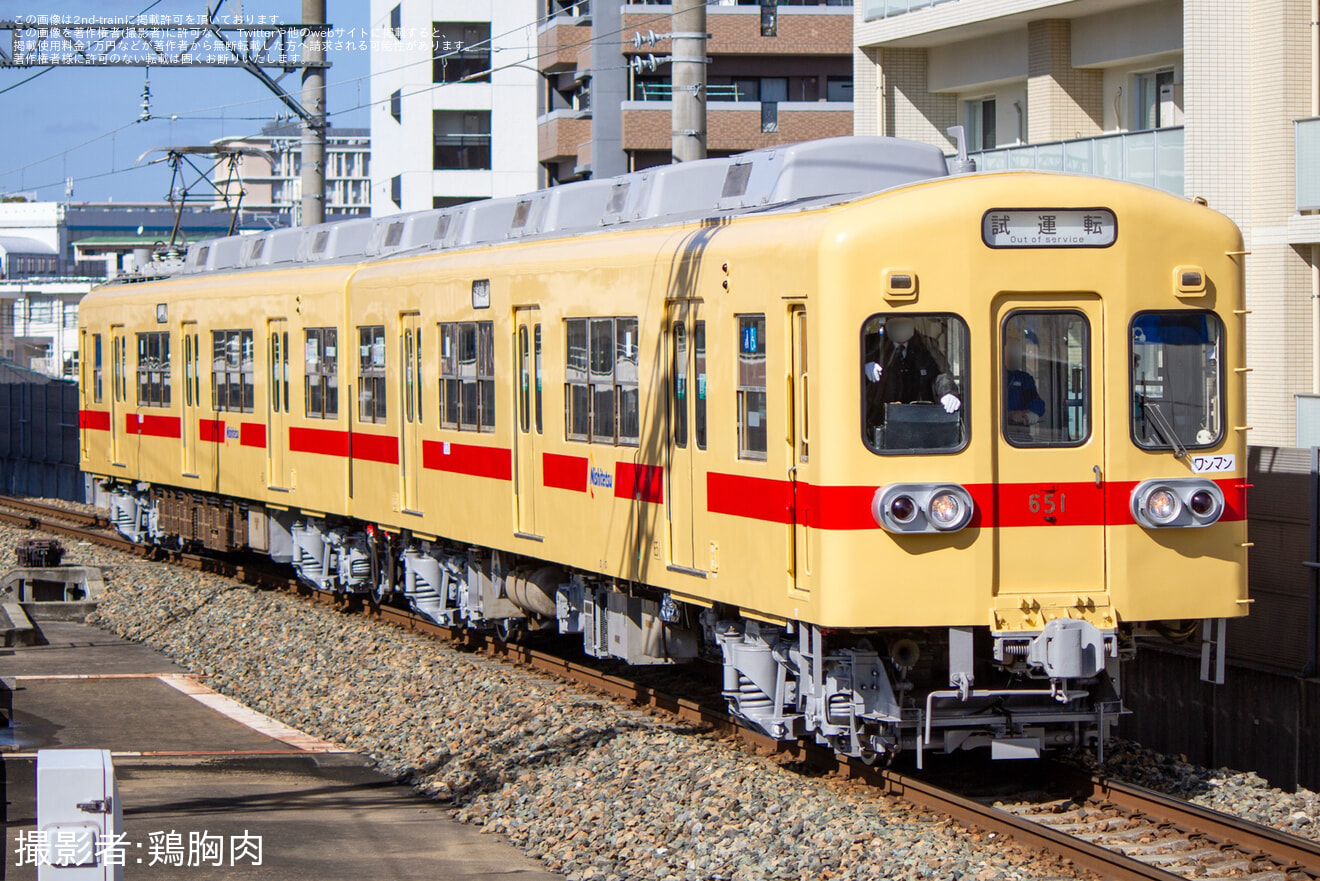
[0,4,684,197]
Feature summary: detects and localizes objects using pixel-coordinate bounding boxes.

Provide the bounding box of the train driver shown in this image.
[1003,333,1045,443]
[863,317,961,413]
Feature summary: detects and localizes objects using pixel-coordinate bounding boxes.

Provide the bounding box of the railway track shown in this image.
[3,493,1318,881]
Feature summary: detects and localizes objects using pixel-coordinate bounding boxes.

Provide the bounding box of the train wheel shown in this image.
[495,617,525,644]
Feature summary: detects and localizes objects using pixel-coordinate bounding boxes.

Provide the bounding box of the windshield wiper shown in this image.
[1140,397,1187,460]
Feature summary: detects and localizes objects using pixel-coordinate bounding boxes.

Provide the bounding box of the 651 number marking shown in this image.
[1028,490,1065,515]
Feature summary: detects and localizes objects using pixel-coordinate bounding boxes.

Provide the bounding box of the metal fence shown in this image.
[862,0,957,20]
[0,361,83,502]
[969,127,1184,196]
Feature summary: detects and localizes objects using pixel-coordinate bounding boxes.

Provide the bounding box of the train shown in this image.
[76,136,1249,765]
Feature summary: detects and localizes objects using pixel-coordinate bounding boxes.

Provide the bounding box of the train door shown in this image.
[181,321,199,476]
[665,301,706,572]
[788,305,811,593]
[991,297,1105,603]
[267,318,290,489]
[399,312,423,514]
[110,324,125,465]
[513,307,542,536]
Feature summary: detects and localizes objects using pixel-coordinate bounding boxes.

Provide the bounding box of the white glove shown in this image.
[864,361,883,382]
[940,393,961,413]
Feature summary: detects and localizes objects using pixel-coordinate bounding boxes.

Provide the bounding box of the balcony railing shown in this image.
[1297,117,1320,211]
[862,0,957,21]
[967,126,1184,196]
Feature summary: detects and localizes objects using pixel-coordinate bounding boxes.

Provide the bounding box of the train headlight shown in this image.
[1189,489,1217,518]
[890,495,917,524]
[1146,488,1179,524]
[872,484,974,534]
[928,491,966,529]
[1130,479,1225,529]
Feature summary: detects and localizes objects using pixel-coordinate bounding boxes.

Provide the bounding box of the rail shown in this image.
[3,494,1319,880]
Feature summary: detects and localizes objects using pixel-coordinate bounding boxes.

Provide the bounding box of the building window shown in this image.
[966,98,995,150]
[433,111,492,170]
[389,4,401,38]
[390,89,401,123]
[390,174,402,207]
[357,325,387,424]
[565,316,638,446]
[305,327,338,420]
[760,0,778,36]
[92,333,103,403]
[212,329,254,413]
[737,315,767,459]
[433,22,490,84]
[1134,69,1176,129]
[826,76,853,102]
[136,331,170,407]
[439,321,495,432]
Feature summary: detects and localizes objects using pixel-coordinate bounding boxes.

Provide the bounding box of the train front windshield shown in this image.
[1131,311,1224,450]
[861,314,969,454]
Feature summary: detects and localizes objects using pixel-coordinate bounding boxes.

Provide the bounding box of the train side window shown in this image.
[695,321,706,450]
[861,314,968,454]
[565,318,589,441]
[737,315,767,460]
[672,322,688,448]
[519,326,530,434]
[304,328,338,419]
[439,324,457,428]
[565,316,638,446]
[357,325,387,425]
[1130,310,1223,450]
[1002,311,1089,447]
[135,331,170,408]
[534,324,543,435]
[616,317,639,445]
[478,321,495,432]
[437,321,495,432]
[92,334,103,403]
[270,332,282,414]
[590,318,615,442]
[212,329,254,413]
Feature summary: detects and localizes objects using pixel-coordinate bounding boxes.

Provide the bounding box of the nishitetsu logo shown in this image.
[587,459,612,498]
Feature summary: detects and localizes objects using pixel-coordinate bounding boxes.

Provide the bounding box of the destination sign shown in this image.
[982,208,1117,249]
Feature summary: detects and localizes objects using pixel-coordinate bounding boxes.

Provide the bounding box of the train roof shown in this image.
[162,137,949,278]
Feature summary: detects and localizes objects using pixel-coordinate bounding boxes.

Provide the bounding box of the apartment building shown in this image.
[214,122,372,224]
[855,0,1316,446]
[538,0,855,183]
[370,0,540,214]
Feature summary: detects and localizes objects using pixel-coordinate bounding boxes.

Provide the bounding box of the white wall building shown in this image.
[370,0,540,214]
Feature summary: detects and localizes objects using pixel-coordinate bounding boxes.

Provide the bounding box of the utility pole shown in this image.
[301,0,327,226]
[671,0,706,163]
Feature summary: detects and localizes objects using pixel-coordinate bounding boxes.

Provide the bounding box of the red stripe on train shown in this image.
[543,453,587,491]
[349,431,398,465]
[239,422,266,448]
[289,426,349,457]
[615,462,663,504]
[422,440,511,480]
[124,413,181,439]
[708,473,1247,530]
[78,410,110,431]
[199,419,224,443]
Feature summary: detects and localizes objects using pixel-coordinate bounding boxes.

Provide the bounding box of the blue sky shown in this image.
[0,0,372,203]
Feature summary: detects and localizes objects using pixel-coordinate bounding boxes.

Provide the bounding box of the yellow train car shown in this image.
[79,137,1247,762]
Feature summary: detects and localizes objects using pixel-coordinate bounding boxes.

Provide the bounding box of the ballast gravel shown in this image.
[5,513,1317,879]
